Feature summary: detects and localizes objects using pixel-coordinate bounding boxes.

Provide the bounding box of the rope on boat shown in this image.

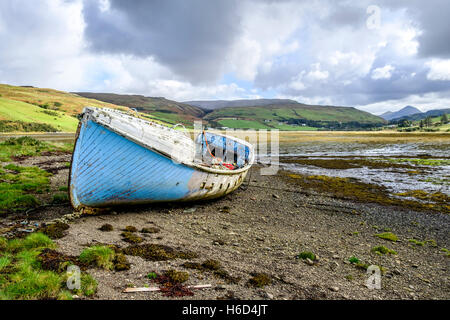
[202,130,235,170]
[202,130,216,160]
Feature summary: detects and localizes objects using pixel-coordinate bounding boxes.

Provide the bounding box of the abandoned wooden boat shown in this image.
[69,107,254,209]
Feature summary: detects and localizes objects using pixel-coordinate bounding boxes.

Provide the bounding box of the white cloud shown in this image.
[144,81,248,101]
[289,80,306,91]
[426,59,450,81]
[227,0,304,81]
[371,65,395,80]
[306,63,329,81]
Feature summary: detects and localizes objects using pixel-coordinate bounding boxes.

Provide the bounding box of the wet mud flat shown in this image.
[1,151,449,300]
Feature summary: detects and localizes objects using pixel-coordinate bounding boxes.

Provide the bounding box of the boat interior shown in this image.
[194,132,251,170]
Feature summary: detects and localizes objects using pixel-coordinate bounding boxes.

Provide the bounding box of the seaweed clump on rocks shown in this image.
[38,248,89,272]
[38,222,70,239]
[181,259,240,284]
[123,226,138,232]
[99,224,113,232]
[121,232,144,244]
[247,272,272,288]
[122,243,197,261]
[151,270,194,297]
[141,227,160,234]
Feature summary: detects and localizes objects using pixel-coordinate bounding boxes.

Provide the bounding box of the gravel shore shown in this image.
[2,157,449,300]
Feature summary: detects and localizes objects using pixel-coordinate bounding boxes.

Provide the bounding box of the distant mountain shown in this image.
[184,98,298,110]
[380,106,422,121]
[380,111,393,119]
[391,108,450,122]
[75,92,206,125]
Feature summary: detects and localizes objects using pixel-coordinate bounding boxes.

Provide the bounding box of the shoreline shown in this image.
[1,156,448,300]
[1,130,449,144]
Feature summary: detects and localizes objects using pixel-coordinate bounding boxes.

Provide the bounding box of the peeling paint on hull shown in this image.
[69,109,252,209]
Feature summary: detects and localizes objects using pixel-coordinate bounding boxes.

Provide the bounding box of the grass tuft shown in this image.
[51,192,69,204]
[79,273,98,297]
[0,164,51,214]
[0,234,99,300]
[79,246,115,270]
[22,233,55,250]
[372,246,397,255]
[296,251,316,261]
[375,232,399,242]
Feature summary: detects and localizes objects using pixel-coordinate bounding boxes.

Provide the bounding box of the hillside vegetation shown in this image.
[185,98,298,110]
[204,103,385,130]
[0,84,386,132]
[0,97,78,132]
[75,92,205,125]
[81,93,385,130]
[391,108,450,122]
[0,84,125,116]
[396,113,450,132]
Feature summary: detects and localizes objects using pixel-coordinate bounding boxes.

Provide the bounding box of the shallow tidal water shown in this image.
[259,141,450,196]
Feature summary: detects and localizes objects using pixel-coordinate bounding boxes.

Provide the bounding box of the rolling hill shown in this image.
[0,97,78,132]
[0,84,126,116]
[0,84,386,132]
[75,92,206,125]
[185,98,298,110]
[203,102,385,130]
[390,108,450,122]
[0,84,133,133]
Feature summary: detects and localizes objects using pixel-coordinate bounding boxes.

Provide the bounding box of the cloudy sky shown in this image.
[1,0,449,114]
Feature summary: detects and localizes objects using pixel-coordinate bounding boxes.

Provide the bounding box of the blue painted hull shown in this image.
[70,120,201,208]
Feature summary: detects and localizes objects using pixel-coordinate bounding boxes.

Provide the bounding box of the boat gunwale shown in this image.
[81,107,255,175]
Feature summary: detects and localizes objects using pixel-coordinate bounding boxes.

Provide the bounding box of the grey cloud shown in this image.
[377,0,450,58]
[273,42,450,106]
[414,1,450,58]
[325,3,367,29]
[82,0,242,83]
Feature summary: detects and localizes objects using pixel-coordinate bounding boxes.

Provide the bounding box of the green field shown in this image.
[217,119,270,129]
[0,97,78,132]
[205,103,384,130]
[0,84,125,116]
[206,105,383,123]
[217,119,318,131]
[397,113,450,132]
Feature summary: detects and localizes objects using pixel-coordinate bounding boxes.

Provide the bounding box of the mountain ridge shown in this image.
[74,92,206,125]
[184,98,298,110]
[380,106,422,121]
[390,108,450,122]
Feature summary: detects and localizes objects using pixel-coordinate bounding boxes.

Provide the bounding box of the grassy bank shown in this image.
[0,233,98,300]
[0,136,72,162]
[0,84,124,117]
[0,137,73,216]
[0,97,78,132]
